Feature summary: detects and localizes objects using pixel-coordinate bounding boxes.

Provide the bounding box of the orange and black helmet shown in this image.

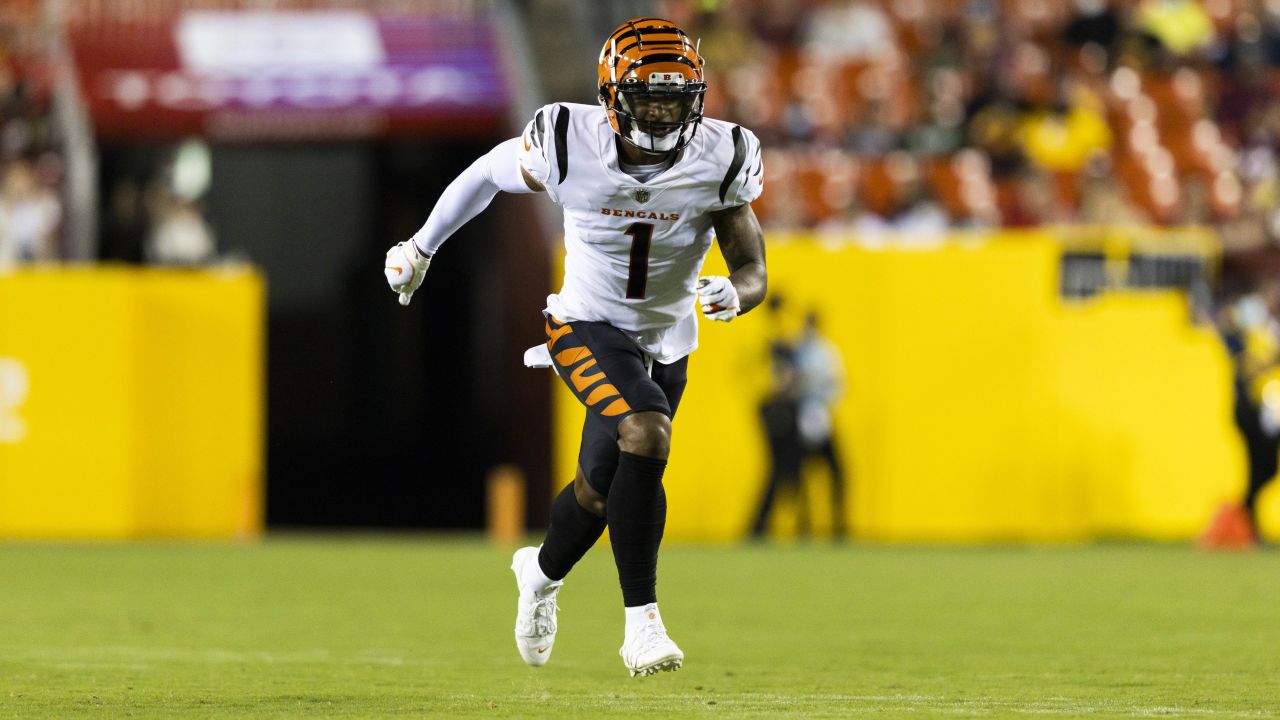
[597,18,706,155]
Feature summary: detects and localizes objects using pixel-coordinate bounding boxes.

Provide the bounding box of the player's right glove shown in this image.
[384,240,432,307]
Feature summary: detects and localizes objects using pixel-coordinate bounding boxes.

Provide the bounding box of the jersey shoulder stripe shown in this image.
[698,117,763,207]
[718,125,747,204]
[519,102,602,191]
[554,104,571,184]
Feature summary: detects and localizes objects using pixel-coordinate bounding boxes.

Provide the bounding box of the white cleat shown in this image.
[511,546,562,667]
[619,603,684,677]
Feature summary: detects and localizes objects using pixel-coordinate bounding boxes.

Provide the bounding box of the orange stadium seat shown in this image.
[834,60,873,126]
[858,156,902,217]
[1053,170,1084,214]
[925,158,965,216]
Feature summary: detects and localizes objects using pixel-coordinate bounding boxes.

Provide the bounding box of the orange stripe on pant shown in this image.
[584,383,620,407]
[555,346,591,367]
[546,321,573,349]
[569,358,606,392]
[544,316,634,419]
[600,398,631,416]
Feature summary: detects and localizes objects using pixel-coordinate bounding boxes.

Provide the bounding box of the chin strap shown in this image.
[628,130,680,155]
[615,136,679,167]
[621,115,703,157]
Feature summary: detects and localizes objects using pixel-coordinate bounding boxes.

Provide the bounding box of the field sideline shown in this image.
[1,538,1277,719]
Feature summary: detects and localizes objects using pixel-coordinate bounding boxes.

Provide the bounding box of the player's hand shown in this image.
[384,241,432,306]
[697,276,740,322]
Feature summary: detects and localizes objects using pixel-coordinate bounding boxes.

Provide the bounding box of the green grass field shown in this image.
[1,538,1278,719]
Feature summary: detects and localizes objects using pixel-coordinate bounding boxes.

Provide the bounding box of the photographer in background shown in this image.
[1202,279,1280,548]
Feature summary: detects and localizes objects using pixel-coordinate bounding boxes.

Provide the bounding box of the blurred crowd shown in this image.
[657,0,1280,253]
[0,0,216,268]
[0,0,61,268]
[9,0,1280,266]
[100,139,218,267]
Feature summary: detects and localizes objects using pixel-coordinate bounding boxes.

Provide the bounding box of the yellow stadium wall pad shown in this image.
[0,267,264,539]
[553,233,1248,542]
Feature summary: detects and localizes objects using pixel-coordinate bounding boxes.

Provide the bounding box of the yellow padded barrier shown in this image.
[554,232,1268,542]
[0,266,264,539]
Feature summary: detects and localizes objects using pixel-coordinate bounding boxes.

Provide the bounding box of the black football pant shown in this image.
[539,315,687,606]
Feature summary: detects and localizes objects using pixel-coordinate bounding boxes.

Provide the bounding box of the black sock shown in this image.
[607,451,668,607]
[538,482,607,581]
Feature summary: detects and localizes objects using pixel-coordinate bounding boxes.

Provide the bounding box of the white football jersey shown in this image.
[518,102,763,364]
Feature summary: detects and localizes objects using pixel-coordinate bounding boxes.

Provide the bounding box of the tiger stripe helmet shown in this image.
[598,17,707,155]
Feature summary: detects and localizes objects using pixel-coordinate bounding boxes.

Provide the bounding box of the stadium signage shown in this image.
[69,10,511,140]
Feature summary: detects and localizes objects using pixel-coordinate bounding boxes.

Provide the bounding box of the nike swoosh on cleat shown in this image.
[387,266,403,274]
[537,647,549,654]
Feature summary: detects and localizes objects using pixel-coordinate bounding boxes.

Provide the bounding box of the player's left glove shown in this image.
[384,240,432,307]
[697,276,740,322]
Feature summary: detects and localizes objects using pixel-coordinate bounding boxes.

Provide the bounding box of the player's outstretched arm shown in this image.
[700,202,767,321]
[384,137,544,306]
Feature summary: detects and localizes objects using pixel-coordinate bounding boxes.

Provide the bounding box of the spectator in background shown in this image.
[819,193,875,242]
[1215,51,1271,148]
[793,310,849,540]
[846,100,899,158]
[965,88,1030,192]
[882,178,950,236]
[1019,83,1112,175]
[1223,102,1280,251]
[1178,175,1212,226]
[145,194,215,266]
[1202,279,1280,548]
[751,295,807,539]
[0,8,64,263]
[0,157,59,265]
[801,0,896,62]
[751,302,851,540]
[781,95,819,145]
[120,139,219,266]
[1137,0,1215,57]
[1078,156,1149,225]
[1004,165,1067,227]
[905,67,966,157]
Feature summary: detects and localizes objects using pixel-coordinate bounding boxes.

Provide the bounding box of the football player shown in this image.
[384,17,766,677]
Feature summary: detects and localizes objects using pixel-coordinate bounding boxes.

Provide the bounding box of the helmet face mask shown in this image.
[615,82,706,153]
[598,19,707,156]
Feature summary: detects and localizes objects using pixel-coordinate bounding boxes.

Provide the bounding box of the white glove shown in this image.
[697,276,740,322]
[384,241,432,306]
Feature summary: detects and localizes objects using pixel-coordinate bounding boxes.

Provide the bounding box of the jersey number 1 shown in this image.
[624,222,653,299]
